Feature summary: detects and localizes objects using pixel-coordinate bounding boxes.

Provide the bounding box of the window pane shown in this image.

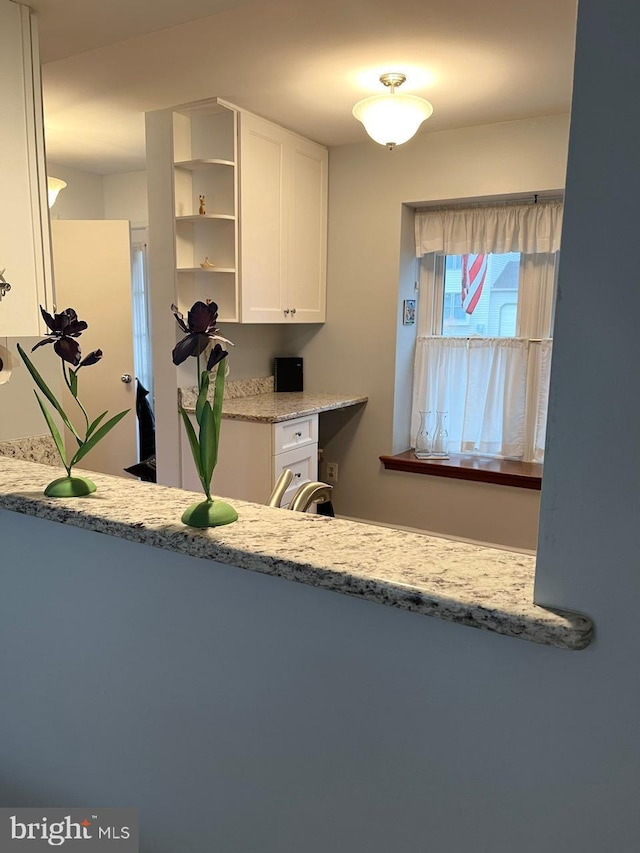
[441,252,521,337]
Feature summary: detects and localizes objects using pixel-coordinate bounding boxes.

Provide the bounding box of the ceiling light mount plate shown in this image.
[379,72,406,89]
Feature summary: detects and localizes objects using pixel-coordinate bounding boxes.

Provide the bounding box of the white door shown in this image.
[51,220,138,478]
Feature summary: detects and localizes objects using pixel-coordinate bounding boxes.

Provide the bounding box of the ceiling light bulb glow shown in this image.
[352,74,433,150]
[47,177,67,208]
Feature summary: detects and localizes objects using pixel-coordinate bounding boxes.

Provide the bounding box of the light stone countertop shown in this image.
[219,391,369,423]
[0,456,593,651]
[0,434,58,466]
[179,386,368,423]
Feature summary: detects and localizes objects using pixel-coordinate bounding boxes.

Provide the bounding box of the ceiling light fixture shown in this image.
[47,176,67,208]
[352,73,433,151]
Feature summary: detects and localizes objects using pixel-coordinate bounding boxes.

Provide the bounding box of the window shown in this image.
[414,250,557,462]
[412,200,563,464]
[441,253,520,336]
[421,250,557,341]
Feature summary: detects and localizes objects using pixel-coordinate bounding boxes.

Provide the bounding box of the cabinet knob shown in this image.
[284,308,290,315]
[290,307,296,315]
[295,472,302,478]
[294,431,302,437]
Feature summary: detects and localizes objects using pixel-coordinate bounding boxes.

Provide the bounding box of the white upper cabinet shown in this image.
[238,114,287,322]
[0,1,53,337]
[240,112,327,323]
[287,137,328,322]
[146,99,328,326]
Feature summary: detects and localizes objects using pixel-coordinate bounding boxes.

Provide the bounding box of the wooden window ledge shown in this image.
[379,451,542,490]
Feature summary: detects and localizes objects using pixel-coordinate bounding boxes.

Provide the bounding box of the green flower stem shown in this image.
[62,361,90,434]
[196,352,212,501]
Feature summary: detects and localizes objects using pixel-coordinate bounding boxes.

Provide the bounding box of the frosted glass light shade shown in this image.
[47,176,67,208]
[352,93,433,148]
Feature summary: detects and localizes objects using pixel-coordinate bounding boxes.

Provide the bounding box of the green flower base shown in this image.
[181,498,238,528]
[44,475,97,498]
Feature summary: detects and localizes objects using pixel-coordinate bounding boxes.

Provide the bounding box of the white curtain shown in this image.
[131,242,154,405]
[415,201,563,257]
[532,339,553,462]
[411,337,530,459]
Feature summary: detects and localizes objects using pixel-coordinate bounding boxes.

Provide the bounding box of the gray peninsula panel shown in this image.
[0,457,592,651]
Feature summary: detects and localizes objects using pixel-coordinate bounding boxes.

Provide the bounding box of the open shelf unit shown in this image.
[172,101,239,322]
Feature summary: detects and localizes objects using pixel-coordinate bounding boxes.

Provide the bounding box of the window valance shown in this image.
[415,200,563,257]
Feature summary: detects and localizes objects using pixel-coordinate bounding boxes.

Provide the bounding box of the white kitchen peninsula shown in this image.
[0,456,591,649]
[0,455,596,853]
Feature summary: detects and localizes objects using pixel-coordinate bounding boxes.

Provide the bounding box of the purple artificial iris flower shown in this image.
[206,343,228,371]
[32,306,88,366]
[171,301,234,366]
[78,349,103,368]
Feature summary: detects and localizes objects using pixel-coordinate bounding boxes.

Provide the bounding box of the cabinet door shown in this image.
[287,138,327,323]
[239,113,288,322]
[0,1,51,337]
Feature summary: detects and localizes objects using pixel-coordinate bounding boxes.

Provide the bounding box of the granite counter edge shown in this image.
[183,396,369,422]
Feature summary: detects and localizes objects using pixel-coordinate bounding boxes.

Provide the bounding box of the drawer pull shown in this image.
[294,431,302,437]
[295,472,302,478]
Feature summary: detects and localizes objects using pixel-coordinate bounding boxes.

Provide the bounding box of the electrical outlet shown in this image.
[326,462,338,483]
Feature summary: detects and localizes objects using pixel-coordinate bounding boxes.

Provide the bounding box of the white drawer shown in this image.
[272,443,318,506]
[272,414,318,455]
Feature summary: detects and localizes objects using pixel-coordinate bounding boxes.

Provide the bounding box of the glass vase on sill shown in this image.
[430,410,449,458]
[414,411,431,459]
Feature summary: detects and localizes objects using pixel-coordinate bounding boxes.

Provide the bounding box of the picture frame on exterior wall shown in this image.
[403,299,416,325]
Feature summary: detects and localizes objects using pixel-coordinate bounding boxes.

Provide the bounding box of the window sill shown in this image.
[379,451,542,490]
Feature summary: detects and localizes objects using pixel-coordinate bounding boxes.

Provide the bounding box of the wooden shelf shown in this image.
[176,267,236,273]
[175,214,235,221]
[174,158,235,169]
[379,451,543,490]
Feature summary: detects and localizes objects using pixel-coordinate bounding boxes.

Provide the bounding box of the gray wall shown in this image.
[535,3,640,614]
[0,509,636,853]
[291,113,570,549]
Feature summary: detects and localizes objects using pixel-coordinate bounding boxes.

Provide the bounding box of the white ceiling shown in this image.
[32,0,578,174]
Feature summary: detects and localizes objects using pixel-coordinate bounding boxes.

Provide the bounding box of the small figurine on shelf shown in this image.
[200,257,215,270]
[198,194,206,215]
